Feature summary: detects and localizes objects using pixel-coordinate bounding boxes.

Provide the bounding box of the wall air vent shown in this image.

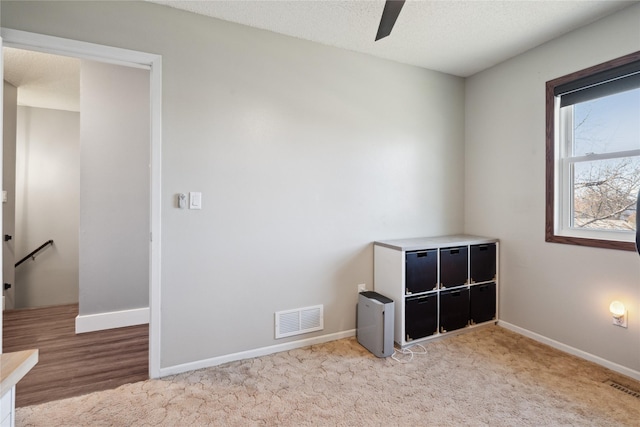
[275,304,323,339]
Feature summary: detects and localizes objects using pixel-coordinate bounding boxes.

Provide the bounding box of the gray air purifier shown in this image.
[357,291,394,357]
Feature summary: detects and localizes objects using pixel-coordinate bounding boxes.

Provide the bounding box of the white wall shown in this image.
[3,81,17,309]
[0,1,465,368]
[14,106,79,308]
[79,60,150,315]
[465,4,640,373]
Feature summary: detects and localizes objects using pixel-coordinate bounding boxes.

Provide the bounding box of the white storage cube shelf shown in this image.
[374,235,499,348]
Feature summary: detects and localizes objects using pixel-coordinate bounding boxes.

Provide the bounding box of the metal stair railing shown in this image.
[15,239,54,268]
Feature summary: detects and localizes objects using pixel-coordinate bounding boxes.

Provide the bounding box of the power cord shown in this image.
[391,343,427,363]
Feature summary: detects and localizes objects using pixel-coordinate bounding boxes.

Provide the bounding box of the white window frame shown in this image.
[556,104,640,243]
[546,51,640,251]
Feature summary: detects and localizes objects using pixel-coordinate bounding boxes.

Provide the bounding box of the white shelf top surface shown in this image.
[374,234,497,251]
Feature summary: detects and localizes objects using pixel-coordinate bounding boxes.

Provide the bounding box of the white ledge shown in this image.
[76,307,149,334]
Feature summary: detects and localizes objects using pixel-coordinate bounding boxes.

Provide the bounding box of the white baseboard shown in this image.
[160,321,640,381]
[75,307,150,334]
[159,329,356,377]
[498,320,640,381]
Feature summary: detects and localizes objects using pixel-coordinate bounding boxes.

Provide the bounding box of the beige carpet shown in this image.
[16,326,640,426]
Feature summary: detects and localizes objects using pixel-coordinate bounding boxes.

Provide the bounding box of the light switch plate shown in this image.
[189,192,202,210]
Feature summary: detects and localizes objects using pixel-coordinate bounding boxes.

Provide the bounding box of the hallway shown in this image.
[2,304,148,407]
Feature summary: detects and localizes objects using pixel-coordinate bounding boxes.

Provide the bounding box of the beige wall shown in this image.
[465,4,640,373]
[79,60,150,316]
[3,82,17,309]
[15,106,79,308]
[1,1,466,368]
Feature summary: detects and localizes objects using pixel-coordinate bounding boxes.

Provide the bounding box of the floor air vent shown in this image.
[275,305,323,339]
[604,380,640,399]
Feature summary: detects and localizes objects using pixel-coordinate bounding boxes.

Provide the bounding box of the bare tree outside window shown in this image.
[569,88,639,233]
[573,158,639,230]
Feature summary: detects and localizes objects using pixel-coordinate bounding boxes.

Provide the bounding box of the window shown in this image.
[546,52,640,251]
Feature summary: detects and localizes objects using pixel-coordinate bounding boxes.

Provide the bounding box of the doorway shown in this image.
[4,48,81,310]
[0,29,162,379]
[4,49,150,312]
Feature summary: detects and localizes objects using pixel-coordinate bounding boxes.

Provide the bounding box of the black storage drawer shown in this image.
[405,293,437,341]
[470,282,496,324]
[440,288,469,333]
[440,246,468,288]
[405,249,438,294]
[470,243,496,283]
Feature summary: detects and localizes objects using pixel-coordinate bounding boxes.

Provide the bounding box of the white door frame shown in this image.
[0,34,4,350]
[0,29,162,378]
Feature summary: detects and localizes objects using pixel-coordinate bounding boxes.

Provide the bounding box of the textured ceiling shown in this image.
[3,47,80,112]
[4,1,636,111]
[151,0,636,77]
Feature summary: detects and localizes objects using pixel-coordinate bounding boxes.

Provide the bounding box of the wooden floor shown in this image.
[2,304,148,407]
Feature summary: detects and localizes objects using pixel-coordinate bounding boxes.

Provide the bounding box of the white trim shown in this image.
[159,329,356,377]
[555,99,639,243]
[76,307,150,334]
[1,29,163,378]
[0,34,4,354]
[569,149,640,164]
[148,56,163,379]
[0,29,153,70]
[498,321,640,381]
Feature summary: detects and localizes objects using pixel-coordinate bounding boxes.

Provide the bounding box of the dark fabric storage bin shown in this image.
[439,288,470,333]
[440,246,468,288]
[405,293,437,341]
[405,249,438,294]
[470,282,496,324]
[470,243,496,283]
